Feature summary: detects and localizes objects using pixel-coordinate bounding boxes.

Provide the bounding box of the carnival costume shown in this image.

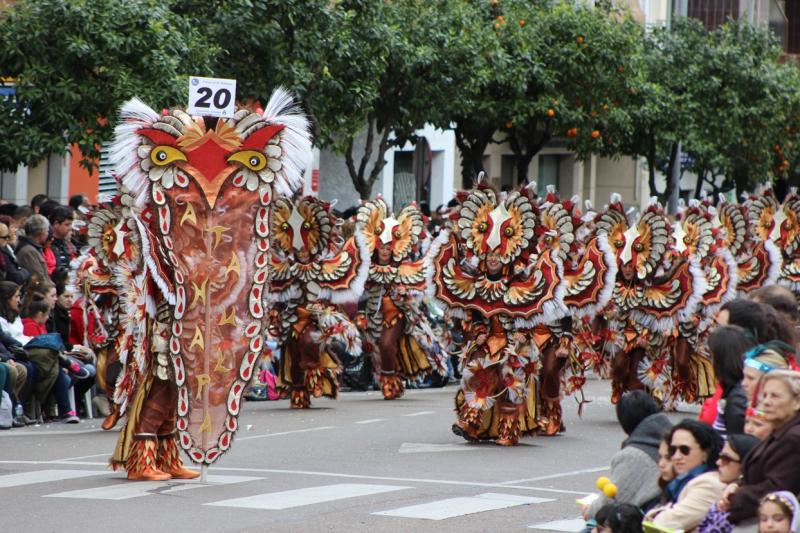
[737,190,783,295]
[268,196,369,408]
[774,188,800,295]
[598,198,706,406]
[533,188,617,433]
[356,199,445,400]
[107,89,310,480]
[428,181,565,445]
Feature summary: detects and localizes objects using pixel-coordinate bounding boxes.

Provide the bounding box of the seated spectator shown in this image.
[48,206,75,271]
[720,370,800,525]
[657,435,675,493]
[745,407,774,441]
[645,419,724,532]
[0,219,29,286]
[758,492,799,533]
[12,205,31,236]
[16,215,50,283]
[43,227,56,277]
[583,391,672,520]
[30,194,49,215]
[710,325,754,440]
[0,347,27,427]
[698,433,761,533]
[742,339,798,406]
[592,503,644,533]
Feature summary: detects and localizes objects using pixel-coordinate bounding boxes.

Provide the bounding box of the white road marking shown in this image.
[398,442,478,454]
[205,483,411,510]
[354,419,385,424]
[0,428,105,437]
[44,475,261,500]
[0,461,587,495]
[0,469,107,488]
[500,466,609,485]
[402,411,435,417]
[236,426,336,441]
[527,518,587,531]
[374,492,552,520]
[51,453,109,462]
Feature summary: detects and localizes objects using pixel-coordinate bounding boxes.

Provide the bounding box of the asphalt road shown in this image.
[0,378,695,533]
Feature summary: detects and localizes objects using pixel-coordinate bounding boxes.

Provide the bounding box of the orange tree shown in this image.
[0,0,215,172]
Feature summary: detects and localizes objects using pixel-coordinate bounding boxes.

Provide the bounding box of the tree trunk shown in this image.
[647,136,660,197]
[454,123,494,189]
[694,167,706,199]
[662,142,679,203]
[344,118,393,200]
[507,127,550,186]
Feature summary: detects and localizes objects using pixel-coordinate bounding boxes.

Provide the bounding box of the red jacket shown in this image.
[22,317,48,336]
[69,298,106,347]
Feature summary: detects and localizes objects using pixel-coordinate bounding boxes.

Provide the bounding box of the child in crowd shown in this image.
[744,407,774,441]
[22,300,50,337]
[759,492,799,533]
[592,503,644,533]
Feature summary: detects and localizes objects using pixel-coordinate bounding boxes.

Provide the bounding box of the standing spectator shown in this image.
[16,215,50,283]
[48,206,76,271]
[710,325,754,440]
[30,194,48,215]
[720,370,800,526]
[0,219,30,286]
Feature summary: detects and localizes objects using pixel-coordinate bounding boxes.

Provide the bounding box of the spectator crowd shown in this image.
[0,193,102,429]
[582,285,800,533]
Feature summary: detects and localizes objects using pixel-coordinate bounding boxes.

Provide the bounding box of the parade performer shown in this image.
[107,88,310,479]
[599,198,706,405]
[428,179,565,445]
[268,196,369,408]
[737,189,782,294]
[357,198,444,400]
[534,188,617,433]
[672,199,737,404]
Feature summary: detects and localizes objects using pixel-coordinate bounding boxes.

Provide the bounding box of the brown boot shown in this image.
[290,388,311,409]
[538,398,563,437]
[380,372,405,400]
[101,403,120,431]
[157,433,199,480]
[126,437,171,481]
[496,404,520,446]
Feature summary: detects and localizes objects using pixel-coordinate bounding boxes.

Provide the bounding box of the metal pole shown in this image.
[668,142,681,215]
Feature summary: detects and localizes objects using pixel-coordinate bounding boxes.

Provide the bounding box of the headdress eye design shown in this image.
[281,223,289,231]
[614,239,624,248]
[504,226,514,237]
[393,230,402,239]
[478,222,488,233]
[303,222,311,230]
[634,243,644,252]
[150,146,187,166]
[228,150,267,171]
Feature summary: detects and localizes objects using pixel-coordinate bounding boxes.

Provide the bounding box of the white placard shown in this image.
[188,76,237,118]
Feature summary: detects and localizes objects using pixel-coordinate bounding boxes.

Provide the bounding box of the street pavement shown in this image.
[0,377,695,533]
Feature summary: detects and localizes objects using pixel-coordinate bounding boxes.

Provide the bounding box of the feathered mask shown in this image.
[272,196,333,257]
[357,197,423,263]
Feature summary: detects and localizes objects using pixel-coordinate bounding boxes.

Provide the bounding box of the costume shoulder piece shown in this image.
[428,182,564,326]
[110,88,311,465]
[270,195,369,304]
[776,188,800,293]
[738,191,782,294]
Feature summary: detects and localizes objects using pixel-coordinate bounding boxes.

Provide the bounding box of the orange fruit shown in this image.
[591,130,601,139]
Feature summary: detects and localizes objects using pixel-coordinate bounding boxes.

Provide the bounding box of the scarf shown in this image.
[665,464,710,503]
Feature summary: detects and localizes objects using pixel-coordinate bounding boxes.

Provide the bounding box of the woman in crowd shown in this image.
[720,370,800,526]
[758,492,799,533]
[645,419,725,532]
[710,325,754,440]
[657,435,675,492]
[698,433,761,532]
[0,218,29,286]
[583,390,672,520]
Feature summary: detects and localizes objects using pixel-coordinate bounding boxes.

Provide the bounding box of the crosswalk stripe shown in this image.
[205,483,412,510]
[373,492,553,520]
[43,474,262,500]
[527,518,587,531]
[0,469,107,488]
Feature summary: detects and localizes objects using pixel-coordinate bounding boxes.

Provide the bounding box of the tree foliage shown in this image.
[0,0,216,172]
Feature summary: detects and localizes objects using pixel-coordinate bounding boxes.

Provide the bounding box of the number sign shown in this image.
[188,76,237,118]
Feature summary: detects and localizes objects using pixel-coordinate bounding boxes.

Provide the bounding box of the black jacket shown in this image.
[47,304,72,350]
[51,238,75,271]
[721,382,748,436]
[0,244,29,286]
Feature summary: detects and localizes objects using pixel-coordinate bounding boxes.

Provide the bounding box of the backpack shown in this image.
[0,391,13,429]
